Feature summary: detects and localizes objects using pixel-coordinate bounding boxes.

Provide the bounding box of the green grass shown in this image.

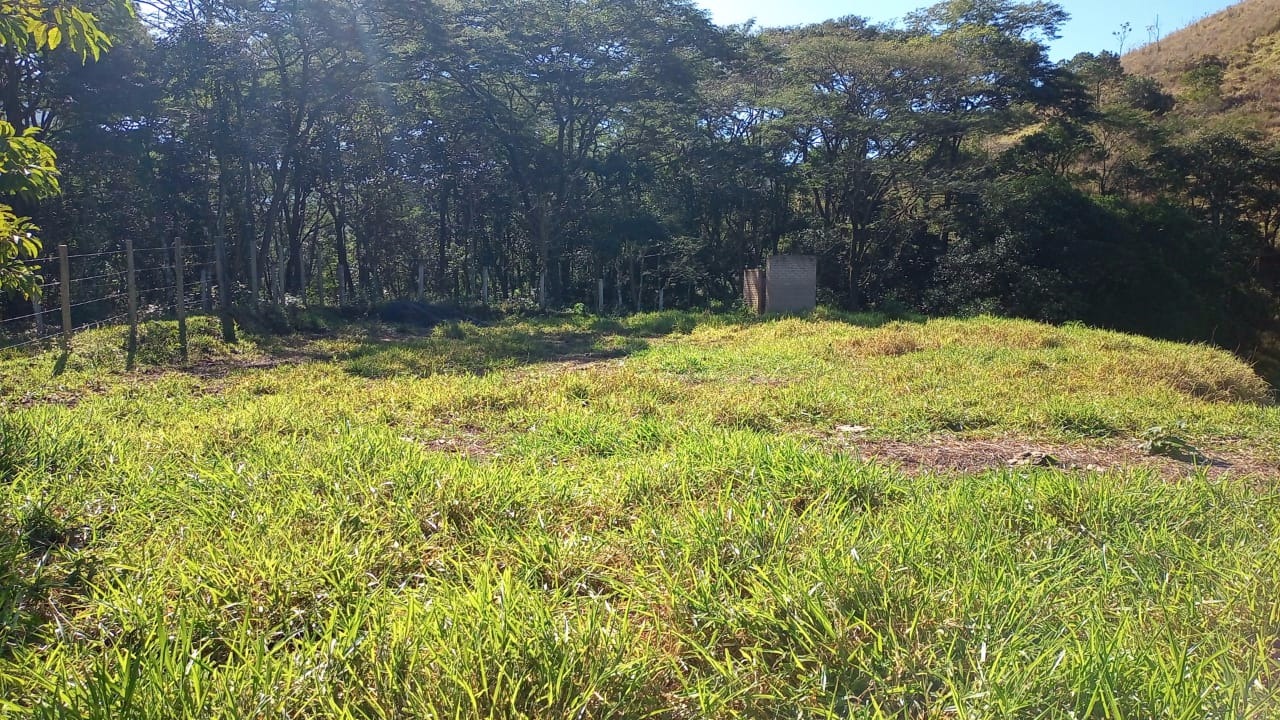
[1,310,1278,717]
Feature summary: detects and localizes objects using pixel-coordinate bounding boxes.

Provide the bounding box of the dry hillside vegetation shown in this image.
[1123,0,1280,135]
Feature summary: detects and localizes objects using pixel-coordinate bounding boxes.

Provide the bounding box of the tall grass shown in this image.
[1,311,1277,717]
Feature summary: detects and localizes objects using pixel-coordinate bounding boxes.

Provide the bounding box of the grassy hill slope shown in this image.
[1123,0,1280,136]
[1,312,1278,716]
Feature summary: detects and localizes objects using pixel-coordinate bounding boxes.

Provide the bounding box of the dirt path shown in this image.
[824,432,1280,479]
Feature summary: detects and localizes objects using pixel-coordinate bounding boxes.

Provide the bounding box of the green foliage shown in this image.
[0,0,121,298]
[1180,54,1228,105]
[0,0,113,59]
[0,123,58,298]
[14,0,1280,373]
[0,123,58,200]
[0,313,1278,715]
[0,206,41,299]
[1140,424,1206,462]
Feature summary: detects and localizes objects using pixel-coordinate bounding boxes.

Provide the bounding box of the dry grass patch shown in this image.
[839,326,925,357]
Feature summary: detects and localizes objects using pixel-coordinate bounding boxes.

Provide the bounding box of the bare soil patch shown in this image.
[512,354,625,377]
[826,432,1280,479]
[10,389,85,409]
[409,429,496,459]
[182,356,302,381]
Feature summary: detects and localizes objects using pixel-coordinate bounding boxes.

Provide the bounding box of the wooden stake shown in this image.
[125,237,138,368]
[58,243,71,351]
[175,235,188,363]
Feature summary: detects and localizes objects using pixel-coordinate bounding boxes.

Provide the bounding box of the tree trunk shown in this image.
[436,183,451,293]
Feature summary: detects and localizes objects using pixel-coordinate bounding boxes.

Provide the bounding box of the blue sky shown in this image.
[694,0,1239,59]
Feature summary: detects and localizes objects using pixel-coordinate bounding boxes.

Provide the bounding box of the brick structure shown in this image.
[742,255,818,315]
[765,255,817,314]
[743,268,766,314]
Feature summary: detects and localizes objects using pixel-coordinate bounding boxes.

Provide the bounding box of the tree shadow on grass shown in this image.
[342,323,650,379]
[109,306,919,382]
[337,310,718,380]
[338,308,919,379]
[0,497,96,657]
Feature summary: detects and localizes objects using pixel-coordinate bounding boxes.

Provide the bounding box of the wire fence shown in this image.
[0,241,221,355]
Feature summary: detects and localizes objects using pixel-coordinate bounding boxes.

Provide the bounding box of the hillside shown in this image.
[2,312,1279,715]
[1123,0,1280,137]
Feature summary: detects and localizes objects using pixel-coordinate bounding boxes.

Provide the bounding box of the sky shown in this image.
[694,0,1241,59]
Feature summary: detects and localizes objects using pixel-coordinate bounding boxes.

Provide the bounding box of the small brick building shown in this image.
[743,255,817,315]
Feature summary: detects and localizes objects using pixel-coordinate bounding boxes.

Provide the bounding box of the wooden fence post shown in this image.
[175,235,188,363]
[125,237,138,368]
[597,278,605,315]
[58,244,71,351]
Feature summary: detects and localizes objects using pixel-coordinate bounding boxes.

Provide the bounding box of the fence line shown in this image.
[1,334,55,352]
[0,308,54,324]
[59,249,125,261]
[73,313,131,335]
[67,292,128,310]
[63,270,129,285]
[1,239,223,356]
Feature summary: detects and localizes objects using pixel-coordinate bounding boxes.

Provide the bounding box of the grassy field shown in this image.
[1,309,1279,718]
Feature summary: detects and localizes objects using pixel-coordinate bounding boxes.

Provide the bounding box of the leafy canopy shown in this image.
[0,0,118,297]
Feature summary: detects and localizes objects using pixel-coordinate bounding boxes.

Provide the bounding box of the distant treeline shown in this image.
[4,0,1280,361]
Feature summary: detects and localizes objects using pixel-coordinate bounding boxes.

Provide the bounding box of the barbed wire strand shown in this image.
[64,270,129,285]
[4,278,201,347]
[0,334,56,352]
[72,313,130,334]
[62,249,125,261]
[67,292,127,310]
[36,271,127,290]
[0,308,55,325]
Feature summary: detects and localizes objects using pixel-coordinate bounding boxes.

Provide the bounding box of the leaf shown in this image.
[46,26,61,50]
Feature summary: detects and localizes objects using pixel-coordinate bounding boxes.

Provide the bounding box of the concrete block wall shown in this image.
[764,255,817,314]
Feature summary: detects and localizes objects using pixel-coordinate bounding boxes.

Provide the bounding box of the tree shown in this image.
[0,0,118,296]
[387,0,719,307]
[3,0,1277,372]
